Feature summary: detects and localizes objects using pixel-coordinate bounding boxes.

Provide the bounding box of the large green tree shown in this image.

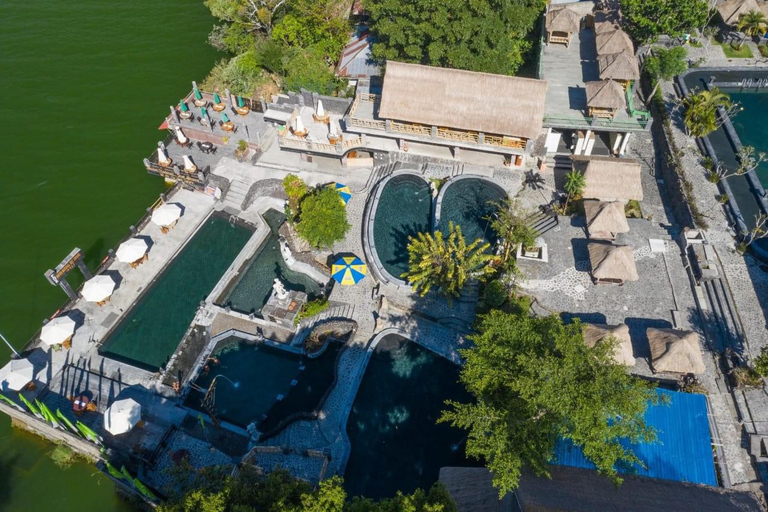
[440,303,661,495]
[620,0,708,44]
[366,0,545,75]
[296,186,351,249]
[644,46,688,101]
[402,222,495,300]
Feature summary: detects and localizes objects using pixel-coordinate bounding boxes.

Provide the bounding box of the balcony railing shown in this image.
[543,114,650,130]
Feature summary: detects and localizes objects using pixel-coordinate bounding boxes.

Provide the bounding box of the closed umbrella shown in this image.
[213,91,221,104]
[0,358,34,392]
[294,115,306,134]
[179,100,189,113]
[174,126,188,144]
[182,155,196,172]
[103,398,141,435]
[40,315,76,346]
[82,275,116,302]
[116,238,149,264]
[316,100,325,117]
[151,203,182,227]
[221,113,230,124]
[332,256,367,285]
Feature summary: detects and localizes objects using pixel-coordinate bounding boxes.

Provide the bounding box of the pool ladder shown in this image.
[229,214,236,228]
[740,78,768,90]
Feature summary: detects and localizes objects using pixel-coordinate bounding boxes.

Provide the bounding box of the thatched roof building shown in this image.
[595,29,634,56]
[588,242,639,284]
[648,328,706,374]
[573,156,644,202]
[594,20,620,34]
[584,199,630,239]
[546,7,582,47]
[716,0,762,25]
[585,79,626,118]
[598,51,640,82]
[377,61,548,140]
[438,466,764,512]
[582,323,635,365]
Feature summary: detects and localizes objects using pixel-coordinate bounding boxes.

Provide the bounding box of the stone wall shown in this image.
[242,178,285,211]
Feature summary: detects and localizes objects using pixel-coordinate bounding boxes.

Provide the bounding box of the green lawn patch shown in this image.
[760,45,768,58]
[717,40,754,58]
[625,200,643,219]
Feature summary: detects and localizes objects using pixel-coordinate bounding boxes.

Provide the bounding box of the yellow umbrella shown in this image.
[331,256,367,285]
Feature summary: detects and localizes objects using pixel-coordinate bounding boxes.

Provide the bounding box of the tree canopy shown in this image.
[366,0,545,75]
[644,46,688,100]
[620,0,708,44]
[158,466,456,512]
[296,186,351,249]
[683,87,732,138]
[440,301,661,495]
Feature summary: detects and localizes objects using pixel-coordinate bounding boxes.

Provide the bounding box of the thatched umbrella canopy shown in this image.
[598,51,640,81]
[546,7,582,34]
[588,242,639,284]
[583,323,635,366]
[717,0,761,25]
[596,29,634,55]
[648,328,706,374]
[585,80,626,110]
[584,199,630,238]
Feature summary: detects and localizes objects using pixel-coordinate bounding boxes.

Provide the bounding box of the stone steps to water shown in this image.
[292,303,356,347]
[223,180,250,210]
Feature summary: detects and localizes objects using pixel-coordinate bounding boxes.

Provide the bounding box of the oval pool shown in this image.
[437,177,506,245]
[372,174,432,281]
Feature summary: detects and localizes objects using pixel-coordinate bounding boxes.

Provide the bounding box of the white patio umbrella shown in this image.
[294,114,306,134]
[182,155,196,171]
[116,238,149,264]
[40,315,76,346]
[174,126,188,144]
[316,100,325,117]
[103,398,141,435]
[0,358,35,392]
[329,120,338,137]
[151,203,182,227]
[82,275,116,302]
[158,145,171,165]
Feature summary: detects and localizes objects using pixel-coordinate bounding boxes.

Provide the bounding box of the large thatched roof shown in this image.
[546,7,581,33]
[648,328,706,374]
[573,155,644,202]
[585,79,626,109]
[717,0,762,25]
[598,51,640,81]
[582,323,636,365]
[595,20,620,34]
[584,199,630,233]
[588,242,639,282]
[377,61,548,140]
[595,29,634,55]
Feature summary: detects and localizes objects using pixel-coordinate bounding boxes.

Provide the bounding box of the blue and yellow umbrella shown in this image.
[332,256,367,285]
[331,183,352,206]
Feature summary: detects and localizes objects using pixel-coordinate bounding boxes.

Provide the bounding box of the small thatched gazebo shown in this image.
[588,241,639,285]
[595,29,634,56]
[584,199,630,240]
[585,79,626,118]
[546,7,582,47]
[717,0,762,25]
[573,156,644,203]
[595,20,620,34]
[583,323,635,366]
[647,328,706,374]
[598,51,640,86]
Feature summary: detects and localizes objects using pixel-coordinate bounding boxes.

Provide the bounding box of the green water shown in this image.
[0,0,219,509]
[438,178,506,245]
[729,93,768,188]
[100,216,251,370]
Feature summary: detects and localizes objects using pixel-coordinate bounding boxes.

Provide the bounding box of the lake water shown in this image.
[0,0,219,509]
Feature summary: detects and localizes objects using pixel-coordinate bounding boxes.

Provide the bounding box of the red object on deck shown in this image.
[72,395,90,413]
[158,120,168,130]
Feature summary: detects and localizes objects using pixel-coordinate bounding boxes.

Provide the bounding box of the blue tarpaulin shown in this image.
[553,389,717,486]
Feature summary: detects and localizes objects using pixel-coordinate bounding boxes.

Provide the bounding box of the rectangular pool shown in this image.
[99,215,252,370]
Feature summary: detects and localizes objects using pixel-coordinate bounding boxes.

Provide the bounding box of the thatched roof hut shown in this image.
[573,155,644,202]
[546,7,582,47]
[588,241,639,284]
[585,79,626,118]
[648,328,706,374]
[584,200,630,239]
[594,20,620,34]
[377,61,548,141]
[598,51,640,82]
[595,29,634,56]
[437,466,764,512]
[582,323,635,365]
[717,0,761,25]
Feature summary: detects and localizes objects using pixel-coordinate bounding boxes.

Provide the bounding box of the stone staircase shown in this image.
[526,208,559,237]
[222,179,250,211]
[359,161,398,193]
[291,303,356,347]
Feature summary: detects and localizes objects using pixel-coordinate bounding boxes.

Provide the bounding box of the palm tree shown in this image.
[736,10,767,48]
[683,87,732,138]
[488,199,538,265]
[401,222,495,300]
[563,170,586,213]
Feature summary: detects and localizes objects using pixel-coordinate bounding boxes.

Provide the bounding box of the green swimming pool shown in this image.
[184,337,341,431]
[344,334,479,499]
[221,209,323,315]
[372,174,432,280]
[438,178,506,245]
[99,215,252,370]
[729,92,768,188]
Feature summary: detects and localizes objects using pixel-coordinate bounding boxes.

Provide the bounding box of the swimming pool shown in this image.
[99,214,252,370]
[371,174,432,281]
[220,209,323,315]
[344,334,480,499]
[184,336,341,431]
[436,177,506,245]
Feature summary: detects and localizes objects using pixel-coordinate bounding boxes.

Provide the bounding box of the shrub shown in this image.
[295,187,350,249]
[754,346,768,376]
[294,298,330,325]
[483,281,508,308]
[733,366,763,388]
[284,48,341,95]
[707,171,721,183]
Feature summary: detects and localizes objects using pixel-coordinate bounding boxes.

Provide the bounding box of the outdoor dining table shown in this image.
[73,394,90,413]
[199,142,215,154]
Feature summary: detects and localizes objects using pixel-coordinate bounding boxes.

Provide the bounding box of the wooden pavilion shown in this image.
[585,79,626,118]
[588,241,639,285]
[545,7,582,47]
[648,328,706,374]
[598,51,640,87]
[584,199,630,240]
